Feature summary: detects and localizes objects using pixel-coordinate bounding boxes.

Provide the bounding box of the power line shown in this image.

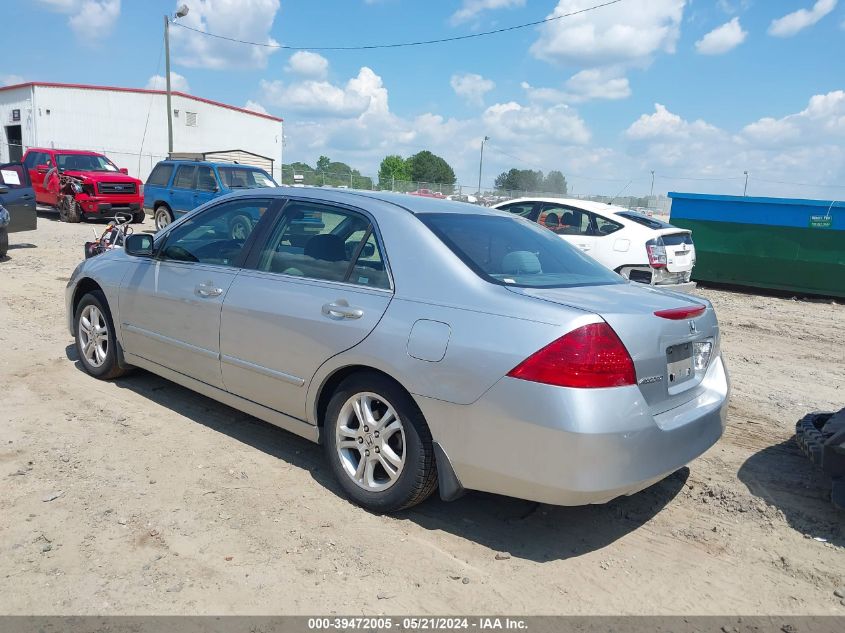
[169,0,624,51]
[749,176,845,190]
[655,173,745,182]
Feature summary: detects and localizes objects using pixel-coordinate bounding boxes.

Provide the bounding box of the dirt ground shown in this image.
[1,212,843,615]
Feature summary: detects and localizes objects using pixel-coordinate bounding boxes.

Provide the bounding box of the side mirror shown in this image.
[0,185,8,195]
[119,168,129,175]
[361,242,375,258]
[125,234,154,257]
[36,163,49,173]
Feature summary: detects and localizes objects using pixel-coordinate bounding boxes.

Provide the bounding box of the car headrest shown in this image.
[304,234,347,262]
[501,250,541,275]
[562,211,575,226]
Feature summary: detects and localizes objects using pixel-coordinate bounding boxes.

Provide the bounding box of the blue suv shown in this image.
[144,160,278,230]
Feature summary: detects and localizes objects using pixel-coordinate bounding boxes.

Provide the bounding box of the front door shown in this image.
[0,163,36,232]
[219,200,393,420]
[119,197,277,387]
[24,151,51,205]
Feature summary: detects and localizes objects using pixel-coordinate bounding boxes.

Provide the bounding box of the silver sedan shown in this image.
[66,188,729,512]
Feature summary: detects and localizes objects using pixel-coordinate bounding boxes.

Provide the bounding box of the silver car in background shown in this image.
[66,188,729,512]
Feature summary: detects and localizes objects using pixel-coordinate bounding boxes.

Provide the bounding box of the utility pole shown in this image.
[164,5,190,156]
[477,135,489,195]
[743,171,749,196]
[650,170,655,197]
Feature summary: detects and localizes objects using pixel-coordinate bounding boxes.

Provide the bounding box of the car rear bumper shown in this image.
[418,355,729,506]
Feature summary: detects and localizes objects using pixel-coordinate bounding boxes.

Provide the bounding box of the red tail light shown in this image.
[507,323,636,388]
[654,305,706,320]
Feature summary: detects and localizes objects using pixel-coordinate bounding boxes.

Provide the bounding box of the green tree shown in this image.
[407,150,457,189]
[377,154,411,189]
[494,168,543,192]
[543,170,568,194]
[316,155,331,173]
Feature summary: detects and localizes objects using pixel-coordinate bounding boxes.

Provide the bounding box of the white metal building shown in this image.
[0,82,283,182]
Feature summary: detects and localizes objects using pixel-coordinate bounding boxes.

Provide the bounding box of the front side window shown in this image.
[419,213,622,289]
[257,202,390,289]
[218,166,277,189]
[499,202,538,221]
[172,165,196,189]
[147,163,174,187]
[159,198,272,267]
[56,153,118,172]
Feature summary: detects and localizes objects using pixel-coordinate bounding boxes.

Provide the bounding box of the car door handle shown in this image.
[21,194,34,200]
[195,282,223,298]
[577,243,592,250]
[322,300,364,320]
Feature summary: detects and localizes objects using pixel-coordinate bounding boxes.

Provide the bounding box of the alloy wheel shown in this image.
[335,392,406,492]
[78,304,109,368]
[155,208,171,231]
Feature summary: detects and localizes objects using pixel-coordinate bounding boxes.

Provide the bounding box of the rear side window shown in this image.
[419,213,622,289]
[173,165,196,189]
[196,166,218,192]
[257,203,390,289]
[147,164,174,187]
[617,211,673,230]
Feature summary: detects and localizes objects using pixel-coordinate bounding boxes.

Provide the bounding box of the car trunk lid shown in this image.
[654,229,695,273]
[507,282,719,414]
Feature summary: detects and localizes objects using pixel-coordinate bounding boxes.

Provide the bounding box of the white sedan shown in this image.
[493,197,696,288]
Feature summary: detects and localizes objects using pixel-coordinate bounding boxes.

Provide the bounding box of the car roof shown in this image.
[502,196,636,216]
[158,159,265,170]
[30,148,104,156]
[225,186,508,217]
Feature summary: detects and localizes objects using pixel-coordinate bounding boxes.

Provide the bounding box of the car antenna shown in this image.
[608,180,632,206]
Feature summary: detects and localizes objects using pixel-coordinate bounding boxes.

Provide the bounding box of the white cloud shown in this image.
[286,51,329,79]
[450,73,495,105]
[622,95,845,198]
[530,0,686,68]
[260,67,387,118]
[244,100,268,114]
[695,17,747,55]
[520,69,631,105]
[450,0,525,26]
[768,0,837,37]
[1,74,25,86]
[36,0,121,38]
[145,72,190,92]
[171,0,280,69]
[483,101,591,145]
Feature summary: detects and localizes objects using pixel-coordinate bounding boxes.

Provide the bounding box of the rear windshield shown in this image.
[418,213,623,289]
[218,166,277,189]
[616,211,673,230]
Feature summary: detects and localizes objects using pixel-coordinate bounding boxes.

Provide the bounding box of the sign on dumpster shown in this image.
[809,215,832,229]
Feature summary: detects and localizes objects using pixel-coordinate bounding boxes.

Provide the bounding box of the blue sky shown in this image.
[4,0,845,197]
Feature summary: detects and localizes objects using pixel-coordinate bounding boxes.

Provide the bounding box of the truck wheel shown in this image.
[59,195,81,223]
[154,205,173,231]
[0,228,8,258]
[229,214,253,241]
[132,210,146,224]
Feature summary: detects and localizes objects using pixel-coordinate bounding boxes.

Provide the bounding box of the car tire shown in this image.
[59,195,81,223]
[323,372,438,512]
[0,228,8,258]
[132,210,146,224]
[74,290,129,380]
[154,205,173,231]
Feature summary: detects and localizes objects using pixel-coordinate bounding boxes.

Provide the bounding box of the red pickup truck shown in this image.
[22,148,144,223]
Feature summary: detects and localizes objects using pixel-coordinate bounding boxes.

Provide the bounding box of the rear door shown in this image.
[0,163,36,232]
[538,203,597,254]
[219,198,393,420]
[193,165,220,210]
[119,197,279,388]
[169,165,197,216]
